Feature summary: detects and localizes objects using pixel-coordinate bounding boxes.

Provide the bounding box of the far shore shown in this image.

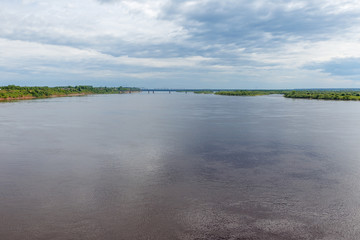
[0,93,88,101]
[0,86,140,102]
[2,85,360,102]
[0,92,140,101]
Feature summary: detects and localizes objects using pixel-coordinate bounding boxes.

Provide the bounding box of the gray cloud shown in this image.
[1,0,360,88]
[306,58,360,78]
[161,1,358,46]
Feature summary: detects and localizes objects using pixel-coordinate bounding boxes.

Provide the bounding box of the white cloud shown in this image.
[0,38,214,75]
[244,26,360,69]
[0,0,188,46]
[1,0,360,87]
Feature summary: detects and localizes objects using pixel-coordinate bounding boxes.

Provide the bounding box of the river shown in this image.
[1,92,360,239]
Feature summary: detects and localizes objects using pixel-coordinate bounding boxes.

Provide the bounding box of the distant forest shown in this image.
[0,85,140,99]
[199,89,360,101]
[283,90,360,100]
[2,86,360,101]
[214,90,287,96]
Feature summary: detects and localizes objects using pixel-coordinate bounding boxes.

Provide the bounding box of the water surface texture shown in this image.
[1,93,360,240]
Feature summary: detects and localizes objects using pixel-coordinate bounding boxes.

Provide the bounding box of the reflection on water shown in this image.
[1,93,360,239]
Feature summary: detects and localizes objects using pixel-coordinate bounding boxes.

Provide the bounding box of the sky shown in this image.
[1,0,360,88]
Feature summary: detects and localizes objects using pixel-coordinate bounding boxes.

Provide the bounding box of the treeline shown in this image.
[284,90,360,101]
[3,86,360,101]
[214,89,360,101]
[215,90,287,96]
[194,89,360,101]
[0,85,140,99]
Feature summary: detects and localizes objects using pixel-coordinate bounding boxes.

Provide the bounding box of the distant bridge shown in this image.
[140,89,239,93]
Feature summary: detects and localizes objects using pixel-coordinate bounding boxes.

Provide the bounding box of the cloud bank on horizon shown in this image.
[1,0,360,88]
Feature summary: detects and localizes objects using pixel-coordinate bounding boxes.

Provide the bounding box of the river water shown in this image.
[1,93,360,239]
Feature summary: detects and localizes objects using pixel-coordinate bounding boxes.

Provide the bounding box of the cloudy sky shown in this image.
[1,0,360,88]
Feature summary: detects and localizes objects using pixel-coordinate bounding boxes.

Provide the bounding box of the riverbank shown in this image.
[0,93,88,101]
[202,90,360,101]
[0,85,140,101]
[283,90,360,100]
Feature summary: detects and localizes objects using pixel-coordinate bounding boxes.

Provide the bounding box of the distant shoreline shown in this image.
[0,93,88,101]
[2,86,360,102]
[192,90,360,101]
[0,92,141,101]
[0,86,140,102]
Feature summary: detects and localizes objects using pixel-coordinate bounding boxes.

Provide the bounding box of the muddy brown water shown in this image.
[1,93,360,239]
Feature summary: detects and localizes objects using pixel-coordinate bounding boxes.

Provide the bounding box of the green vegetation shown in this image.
[214,89,360,101]
[2,86,360,102]
[215,90,287,96]
[0,85,140,100]
[284,90,360,101]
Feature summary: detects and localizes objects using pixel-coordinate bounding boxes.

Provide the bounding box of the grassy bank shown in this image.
[2,86,360,102]
[205,89,360,101]
[283,90,360,101]
[0,85,140,100]
[215,90,287,96]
